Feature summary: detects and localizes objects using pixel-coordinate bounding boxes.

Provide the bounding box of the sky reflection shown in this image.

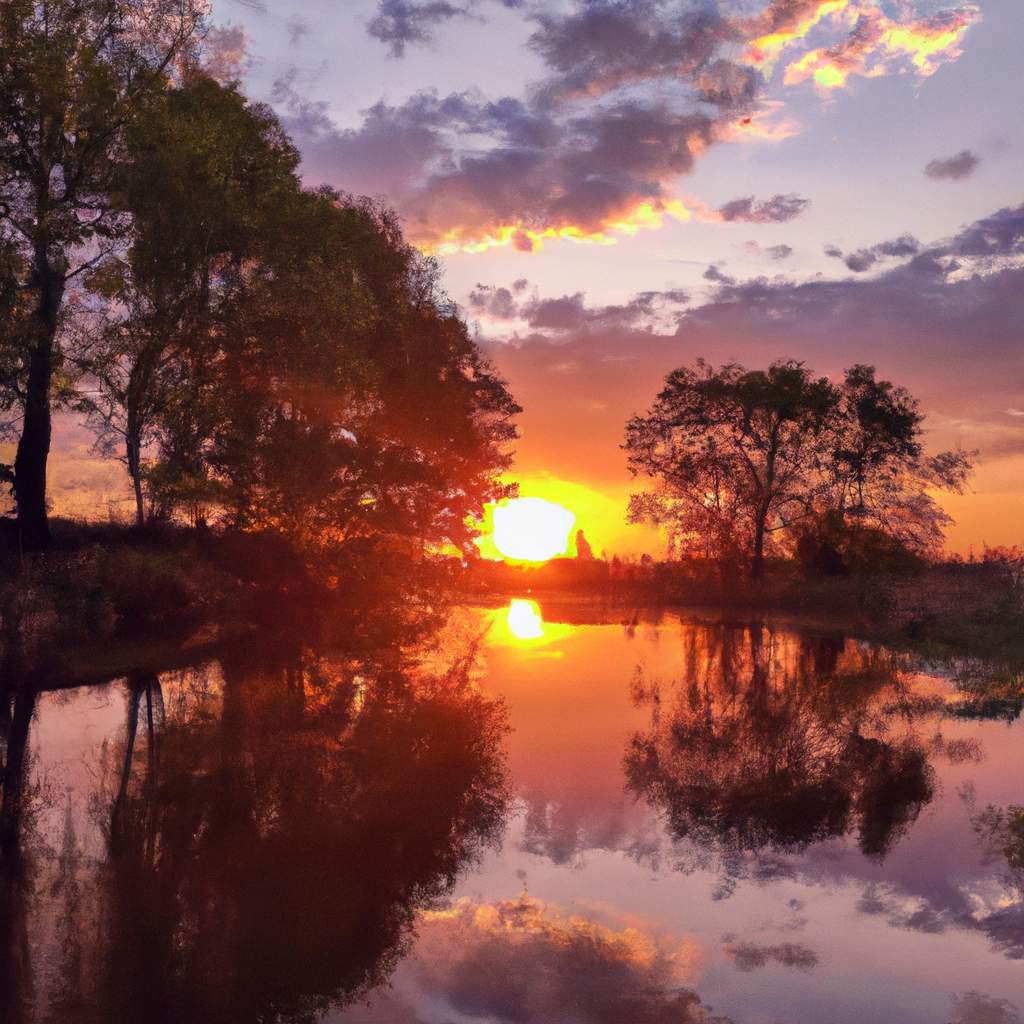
[2,609,1022,1023]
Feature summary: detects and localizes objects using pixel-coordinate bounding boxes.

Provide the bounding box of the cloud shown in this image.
[772,2,981,93]
[704,265,736,285]
[468,283,522,320]
[926,149,981,181]
[527,3,744,106]
[285,15,310,46]
[717,193,810,223]
[745,241,794,260]
[721,938,819,972]
[468,282,689,333]
[278,1,978,253]
[367,0,469,57]
[826,233,921,272]
[366,0,523,56]
[948,992,1022,1024]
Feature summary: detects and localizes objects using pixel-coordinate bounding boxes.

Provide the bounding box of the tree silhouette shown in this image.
[625,360,973,575]
[76,76,300,525]
[626,360,837,577]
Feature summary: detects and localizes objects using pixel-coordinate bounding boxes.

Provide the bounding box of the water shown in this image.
[2,600,1022,1023]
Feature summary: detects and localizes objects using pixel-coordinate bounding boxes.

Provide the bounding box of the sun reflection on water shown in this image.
[506,599,545,640]
[486,599,573,650]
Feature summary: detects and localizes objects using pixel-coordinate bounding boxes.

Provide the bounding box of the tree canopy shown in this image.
[625,359,972,577]
[1,21,520,558]
[0,0,208,547]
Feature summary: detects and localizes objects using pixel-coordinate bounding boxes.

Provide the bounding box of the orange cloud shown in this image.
[779,3,980,93]
[743,0,853,68]
[429,196,698,256]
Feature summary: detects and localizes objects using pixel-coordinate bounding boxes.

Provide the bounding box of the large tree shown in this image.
[0,0,206,547]
[196,188,520,553]
[625,360,972,576]
[76,74,300,525]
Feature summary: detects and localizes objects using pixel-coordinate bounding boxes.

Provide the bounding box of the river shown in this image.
[2,599,1022,1023]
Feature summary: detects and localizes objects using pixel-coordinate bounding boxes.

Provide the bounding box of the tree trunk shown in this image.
[126,428,145,527]
[751,513,766,579]
[13,241,65,551]
[13,337,55,549]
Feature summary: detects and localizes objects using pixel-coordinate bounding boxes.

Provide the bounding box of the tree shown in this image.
[0,0,207,547]
[626,359,973,576]
[76,75,300,525]
[824,365,973,556]
[171,187,519,553]
[625,359,838,578]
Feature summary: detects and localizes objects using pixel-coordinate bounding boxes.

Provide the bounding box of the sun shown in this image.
[491,497,576,562]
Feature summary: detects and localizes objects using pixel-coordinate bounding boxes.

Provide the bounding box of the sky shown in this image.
[110,1,1024,554]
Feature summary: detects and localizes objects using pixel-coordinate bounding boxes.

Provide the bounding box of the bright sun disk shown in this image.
[491,497,576,562]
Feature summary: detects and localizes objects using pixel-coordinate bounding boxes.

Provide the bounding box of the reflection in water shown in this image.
[0,633,509,1024]
[349,895,732,1024]
[488,598,573,649]
[506,598,545,640]
[3,608,1023,1023]
[626,625,937,867]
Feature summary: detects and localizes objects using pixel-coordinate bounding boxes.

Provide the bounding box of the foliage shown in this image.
[0,0,208,545]
[75,74,300,524]
[64,73,520,556]
[626,359,973,577]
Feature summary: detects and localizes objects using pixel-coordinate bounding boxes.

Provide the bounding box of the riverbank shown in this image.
[462,554,1024,665]
[0,519,453,689]
[2,520,1021,687]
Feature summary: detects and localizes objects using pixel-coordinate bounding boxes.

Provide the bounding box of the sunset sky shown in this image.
[61,0,1024,556]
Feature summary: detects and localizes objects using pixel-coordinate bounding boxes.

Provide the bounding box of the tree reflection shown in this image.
[0,681,37,1024]
[625,625,936,870]
[0,631,509,1024]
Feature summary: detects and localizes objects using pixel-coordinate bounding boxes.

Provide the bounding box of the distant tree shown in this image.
[625,360,837,578]
[626,359,973,576]
[0,0,207,547]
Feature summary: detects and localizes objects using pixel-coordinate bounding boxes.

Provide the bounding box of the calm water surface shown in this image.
[2,602,1022,1023]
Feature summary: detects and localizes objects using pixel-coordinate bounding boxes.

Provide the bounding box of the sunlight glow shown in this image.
[427,197,697,256]
[492,497,576,562]
[506,599,545,640]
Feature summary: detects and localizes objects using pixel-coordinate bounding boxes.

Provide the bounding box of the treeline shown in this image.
[0,1,518,554]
